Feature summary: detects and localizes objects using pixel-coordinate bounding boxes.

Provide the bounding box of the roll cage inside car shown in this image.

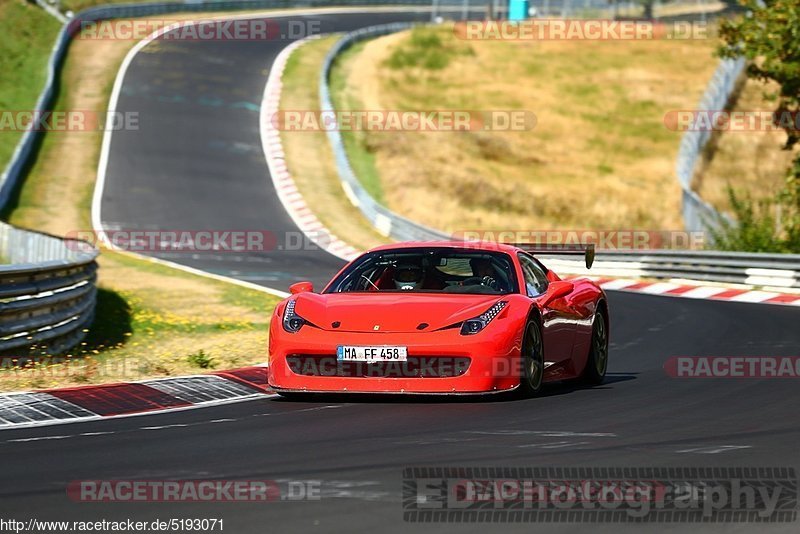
[324,248,521,295]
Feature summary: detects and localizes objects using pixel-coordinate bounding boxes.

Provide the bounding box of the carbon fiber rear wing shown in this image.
[510,243,596,269]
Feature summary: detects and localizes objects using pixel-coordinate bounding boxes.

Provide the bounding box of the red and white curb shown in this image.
[259,38,361,263]
[0,366,274,430]
[2,279,797,429]
[566,276,800,306]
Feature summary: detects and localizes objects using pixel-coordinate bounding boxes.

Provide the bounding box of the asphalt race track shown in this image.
[2,292,800,532]
[3,8,799,534]
[98,10,437,289]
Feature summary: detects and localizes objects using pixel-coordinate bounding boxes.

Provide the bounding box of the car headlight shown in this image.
[460,301,507,335]
[282,299,306,333]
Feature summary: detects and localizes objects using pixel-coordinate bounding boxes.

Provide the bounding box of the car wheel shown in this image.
[518,319,544,397]
[581,312,608,385]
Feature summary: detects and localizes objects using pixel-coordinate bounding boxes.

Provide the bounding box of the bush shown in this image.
[187,350,215,369]
[709,186,800,253]
[384,27,472,71]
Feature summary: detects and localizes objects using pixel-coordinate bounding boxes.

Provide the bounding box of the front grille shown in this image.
[287,355,470,378]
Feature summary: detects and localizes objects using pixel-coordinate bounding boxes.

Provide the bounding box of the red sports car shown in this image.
[267,241,608,397]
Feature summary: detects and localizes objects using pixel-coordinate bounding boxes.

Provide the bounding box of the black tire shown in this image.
[581,312,609,385]
[518,319,545,397]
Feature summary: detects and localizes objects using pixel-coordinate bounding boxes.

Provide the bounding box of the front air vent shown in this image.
[287,355,471,378]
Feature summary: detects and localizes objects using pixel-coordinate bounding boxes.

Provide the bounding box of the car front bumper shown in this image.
[268,324,522,394]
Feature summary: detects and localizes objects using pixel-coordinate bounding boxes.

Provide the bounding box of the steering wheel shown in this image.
[461,276,498,290]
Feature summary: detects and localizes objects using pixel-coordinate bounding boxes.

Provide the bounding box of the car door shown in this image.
[518,253,576,371]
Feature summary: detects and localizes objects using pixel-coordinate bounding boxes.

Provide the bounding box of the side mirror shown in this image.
[289,281,314,294]
[541,280,573,307]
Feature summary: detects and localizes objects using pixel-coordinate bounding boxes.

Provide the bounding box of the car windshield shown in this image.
[325,249,518,294]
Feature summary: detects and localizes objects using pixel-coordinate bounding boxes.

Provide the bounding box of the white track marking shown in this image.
[7,435,72,443]
[0,391,276,432]
[518,441,591,449]
[3,433,94,443]
[729,290,781,303]
[676,445,752,454]
[598,279,641,290]
[638,282,682,294]
[466,430,616,437]
[140,424,189,431]
[259,37,360,261]
[679,286,729,299]
[0,393,96,427]
[144,375,263,404]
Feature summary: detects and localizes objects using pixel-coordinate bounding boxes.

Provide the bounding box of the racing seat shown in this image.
[373,266,396,290]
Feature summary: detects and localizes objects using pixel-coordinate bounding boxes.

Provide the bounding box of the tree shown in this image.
[718,0,800,250]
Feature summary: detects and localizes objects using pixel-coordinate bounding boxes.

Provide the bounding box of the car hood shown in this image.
[292,292,504,333]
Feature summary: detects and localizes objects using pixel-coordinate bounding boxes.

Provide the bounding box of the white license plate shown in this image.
[337,345,408,362]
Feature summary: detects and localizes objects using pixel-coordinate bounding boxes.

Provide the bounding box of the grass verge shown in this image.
[1,12,283,392]
[62,0,163,14]
[0,0,62,171]
[279,35,389,250]
[329,40,387,204]
[330,24,720,232]
[0,250,275,392]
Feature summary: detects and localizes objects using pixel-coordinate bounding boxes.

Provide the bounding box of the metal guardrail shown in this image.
[675,56,746,233]
[319,22,750,242]
[34,0,69,23]
[542,249,800,289]
[320,23,450,242]
[0,223,98,355]
[0,0,438,212]
[2,0,791,345]
[318,22,800,288]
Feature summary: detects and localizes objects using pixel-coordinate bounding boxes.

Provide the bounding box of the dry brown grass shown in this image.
[335,24,720,233]
[0,249,273,392]
[693,77,800,214]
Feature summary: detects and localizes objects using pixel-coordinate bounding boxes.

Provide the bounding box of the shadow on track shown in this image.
[270,372,638,404]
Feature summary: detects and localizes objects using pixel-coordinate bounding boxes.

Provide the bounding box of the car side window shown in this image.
[518,254,549,297]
